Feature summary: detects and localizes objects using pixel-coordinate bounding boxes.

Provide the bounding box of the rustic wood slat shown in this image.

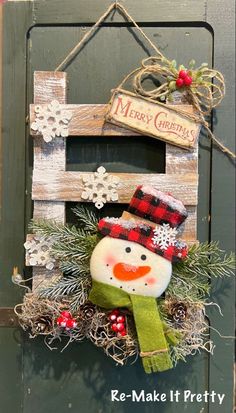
[32,170,198,205]
[30,103,196,138]
[32,71,67,289]
[31,267,62,291]
[33,71,67,224]
[33,71,67,104]
[166,143,199,174]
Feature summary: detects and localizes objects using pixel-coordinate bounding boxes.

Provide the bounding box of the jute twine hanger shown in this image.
[54,1,235,160]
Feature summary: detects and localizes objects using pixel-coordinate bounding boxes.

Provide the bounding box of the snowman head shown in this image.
[90,185,188,298]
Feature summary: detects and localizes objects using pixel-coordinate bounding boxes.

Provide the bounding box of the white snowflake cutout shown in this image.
[31,100,72,143]
[81,166,120,209]
[24,235,56,270]
[152,223,178,250]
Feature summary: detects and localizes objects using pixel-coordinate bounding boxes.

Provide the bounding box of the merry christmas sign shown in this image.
[106,91,201,149]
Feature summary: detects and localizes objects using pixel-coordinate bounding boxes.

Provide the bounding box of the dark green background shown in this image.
[0,1,235,412]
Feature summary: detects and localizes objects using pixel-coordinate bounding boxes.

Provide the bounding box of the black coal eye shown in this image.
[125,247,131,253]
[141,254,147,261]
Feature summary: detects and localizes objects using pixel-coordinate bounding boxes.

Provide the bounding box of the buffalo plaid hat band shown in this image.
[98,218,188,263]
[128,185,188,228]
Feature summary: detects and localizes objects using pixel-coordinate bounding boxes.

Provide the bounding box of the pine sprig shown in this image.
[51,234,99,263]
[29,219,99,264]
[72,205,98,233]
[59,260,90,277]
[30,219,86,243]
[174,241,235,279]
[38,275,82,299]
[167,241,235,302]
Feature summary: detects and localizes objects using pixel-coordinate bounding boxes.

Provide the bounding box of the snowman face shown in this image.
[90,237,172,297]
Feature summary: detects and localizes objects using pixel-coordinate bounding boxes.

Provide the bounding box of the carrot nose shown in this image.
[113,262,151,281]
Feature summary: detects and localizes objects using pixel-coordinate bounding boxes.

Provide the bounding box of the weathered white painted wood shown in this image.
[30,103,137,137]
[166,143,199,174]
[33,71,67,104]
[30,103,198,139]
[32,170,198,205]
[33,71,67,223]
[32,71,67,289]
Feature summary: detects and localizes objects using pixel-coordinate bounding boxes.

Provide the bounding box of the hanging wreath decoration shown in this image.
[13,1,235,375]
[15,186,235,374]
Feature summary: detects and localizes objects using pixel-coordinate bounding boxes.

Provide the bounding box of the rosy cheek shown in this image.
[105,255,116,267]
[145,277,157,285]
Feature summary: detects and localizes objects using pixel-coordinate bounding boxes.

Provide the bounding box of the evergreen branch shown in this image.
[38,273,91,303]
[72,205,99,232]
[29,219,99,263]
[69,279,92,311]
[38,276,81,299]
[174,241,235,279]
[166,275,209,302]
[51,234,99,262]
[59,260,90,277]
[30,219,87,243]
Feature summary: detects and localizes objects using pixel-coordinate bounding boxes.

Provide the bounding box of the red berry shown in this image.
[111,323,118,332]
[176,78,184,88]
[184,75,193,86]
[118,330,127,337]
[116,315,125,323]
[61,311,72,319]
[57,316,67,328]
[178,70,188,79]
[66,318,77,329]
[116,323,125,332]
[109,314,117,322]
[111,309,119,316]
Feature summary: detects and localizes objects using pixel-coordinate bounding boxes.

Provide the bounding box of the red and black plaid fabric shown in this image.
[98,218,188,263]
[128,186,188,228]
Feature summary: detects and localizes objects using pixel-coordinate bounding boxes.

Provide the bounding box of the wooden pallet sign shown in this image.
[27,71,199,289]
[106,90,201,149]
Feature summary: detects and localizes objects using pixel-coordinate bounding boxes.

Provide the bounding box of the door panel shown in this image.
[1,1,234,413]
[24,23,212,413]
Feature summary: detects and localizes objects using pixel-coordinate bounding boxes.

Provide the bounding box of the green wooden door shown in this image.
[1,1,235,413]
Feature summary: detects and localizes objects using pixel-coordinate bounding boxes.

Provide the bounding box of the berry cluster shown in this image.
[176,70,193,88]
[56,311,77,330]
[108,309,127,337]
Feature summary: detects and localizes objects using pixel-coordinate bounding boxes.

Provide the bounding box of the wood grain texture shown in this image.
[30,103,139,137]
[32,0,207,24]
[166,143,199,174]
[31,267,62,291]
[30,103,198,139]
[32,71,67,289]
[34,71,67,104]
[32,170,198,205]
[33,71,67,224]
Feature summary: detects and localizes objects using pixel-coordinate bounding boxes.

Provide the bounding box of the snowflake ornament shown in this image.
[31,100,72,143]
[152,223,178,251]
[81,166,120,209]
[24,235,56,270]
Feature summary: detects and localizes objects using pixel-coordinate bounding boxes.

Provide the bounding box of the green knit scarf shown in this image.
[89,280,181,374]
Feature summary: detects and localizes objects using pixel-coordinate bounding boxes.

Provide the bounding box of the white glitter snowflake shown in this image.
[24,235,56,270]
[152,223,178,250]
[81,166,120,209]
[31,100,72,143]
